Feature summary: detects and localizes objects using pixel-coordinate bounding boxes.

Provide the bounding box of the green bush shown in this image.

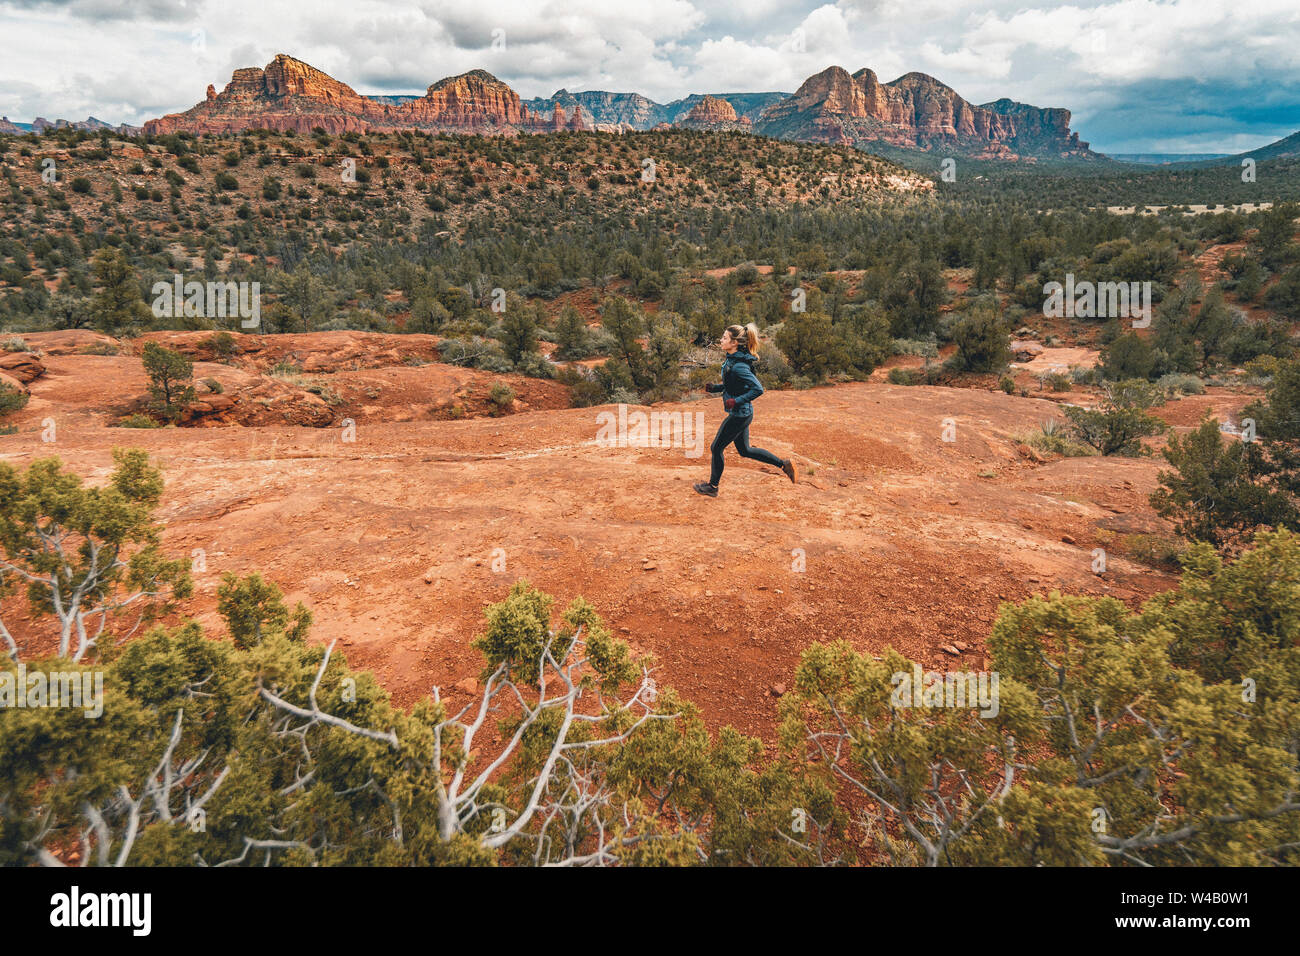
[1064,402,1165,456]
[555,366,606,407]
[1156,372,1205,396]
[774,311,842,381]
[949,298,1009,373]
[116,413,163,428]
[487,382,516,415]
[512,351,555,379]
[207,331,238,359]
[1023,418,1092,457]
[0,381,29,417]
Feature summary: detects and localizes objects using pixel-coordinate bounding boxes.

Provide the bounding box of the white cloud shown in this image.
[0,0,1296,151]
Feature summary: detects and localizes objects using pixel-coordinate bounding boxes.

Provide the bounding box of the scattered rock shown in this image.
[15,330,119,356]
[0,371,29,395]
[454,677,480,696]
[0,350,46,383]
[1009,339,1046,361]
[182,393,237,422]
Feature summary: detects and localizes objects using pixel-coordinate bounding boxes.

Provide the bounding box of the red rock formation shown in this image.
[395,69,529,131]
[145,57,579,137]
[756,65,1091,158]
[677,95,751,131]
[144,54,385,135]
[542,102,587,132]
[140,55,1088,159]
[0,350,46,384]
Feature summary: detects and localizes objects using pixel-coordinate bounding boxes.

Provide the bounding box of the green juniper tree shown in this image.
[141,341,197,422]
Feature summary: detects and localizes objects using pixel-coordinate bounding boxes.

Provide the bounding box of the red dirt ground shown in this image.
[1,334,1213,742]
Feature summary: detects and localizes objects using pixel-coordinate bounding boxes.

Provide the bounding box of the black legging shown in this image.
[710,414,783,485]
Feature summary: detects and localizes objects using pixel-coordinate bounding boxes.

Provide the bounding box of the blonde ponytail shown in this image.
[726,323,760,355]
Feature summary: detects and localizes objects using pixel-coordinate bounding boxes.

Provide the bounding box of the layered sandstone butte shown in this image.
[392,71,588,132]
[665,92,787,125]
[677,95,751,131]
[980,98,1087,152]
[144,56,589,136]
[399,69,530,131]
[755,66,1091,159]
[144,55,386,135]
[140,54,1091,161]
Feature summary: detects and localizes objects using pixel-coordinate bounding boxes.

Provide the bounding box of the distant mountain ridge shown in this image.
[0,115,140,135]
[754,67,1093,160]
[132,53,1099,162]
[1108,153,1233,164]
[520,90,788,131]
[1194,130,1300,166]
[1239,129,1300,162]
[1130,130,1300,171]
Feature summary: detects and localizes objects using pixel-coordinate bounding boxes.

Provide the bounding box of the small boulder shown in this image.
[1009,339,1045,361]
[0,350,46,383]
[0,370,29,395]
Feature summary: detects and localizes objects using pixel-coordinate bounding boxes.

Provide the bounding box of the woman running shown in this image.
[694,323,797,497]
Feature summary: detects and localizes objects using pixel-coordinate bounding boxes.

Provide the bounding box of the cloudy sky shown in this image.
[1,0,1297,154]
